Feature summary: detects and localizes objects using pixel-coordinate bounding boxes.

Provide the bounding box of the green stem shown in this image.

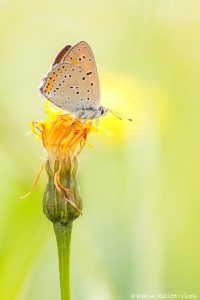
[53,222,73,300]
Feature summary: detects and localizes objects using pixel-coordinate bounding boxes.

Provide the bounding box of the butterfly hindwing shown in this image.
[40,62,97,113]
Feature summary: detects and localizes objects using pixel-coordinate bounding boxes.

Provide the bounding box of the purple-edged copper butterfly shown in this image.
[40,41,132,121]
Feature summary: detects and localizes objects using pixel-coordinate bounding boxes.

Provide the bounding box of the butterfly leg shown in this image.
[95,118,99,129]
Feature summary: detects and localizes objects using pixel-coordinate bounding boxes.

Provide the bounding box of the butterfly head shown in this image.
[99,106,108,117]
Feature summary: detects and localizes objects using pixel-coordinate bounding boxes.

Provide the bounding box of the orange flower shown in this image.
[32,101,97,161]
[31,101,109,223]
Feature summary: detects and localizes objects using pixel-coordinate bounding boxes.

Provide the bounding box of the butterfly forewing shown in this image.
[62,41,100,105]
[40,62,96,113]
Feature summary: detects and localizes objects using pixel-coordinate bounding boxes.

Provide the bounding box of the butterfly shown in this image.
[39,41,132,121]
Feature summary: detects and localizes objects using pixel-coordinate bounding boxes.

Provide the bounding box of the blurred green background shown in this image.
[1,0,200,299]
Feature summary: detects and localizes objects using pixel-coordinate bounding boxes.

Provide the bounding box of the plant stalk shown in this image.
[53,221,73,300]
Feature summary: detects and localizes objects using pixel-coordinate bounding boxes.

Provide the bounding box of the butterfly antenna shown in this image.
[108,109,133,121]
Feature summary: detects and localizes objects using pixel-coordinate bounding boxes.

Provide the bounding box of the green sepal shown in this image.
[43,157,82,224]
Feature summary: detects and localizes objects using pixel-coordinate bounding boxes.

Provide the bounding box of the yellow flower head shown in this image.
[32,101,97,162]
[30,101,110,223]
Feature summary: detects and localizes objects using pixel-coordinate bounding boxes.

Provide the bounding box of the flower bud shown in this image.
[43,156,82,224]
